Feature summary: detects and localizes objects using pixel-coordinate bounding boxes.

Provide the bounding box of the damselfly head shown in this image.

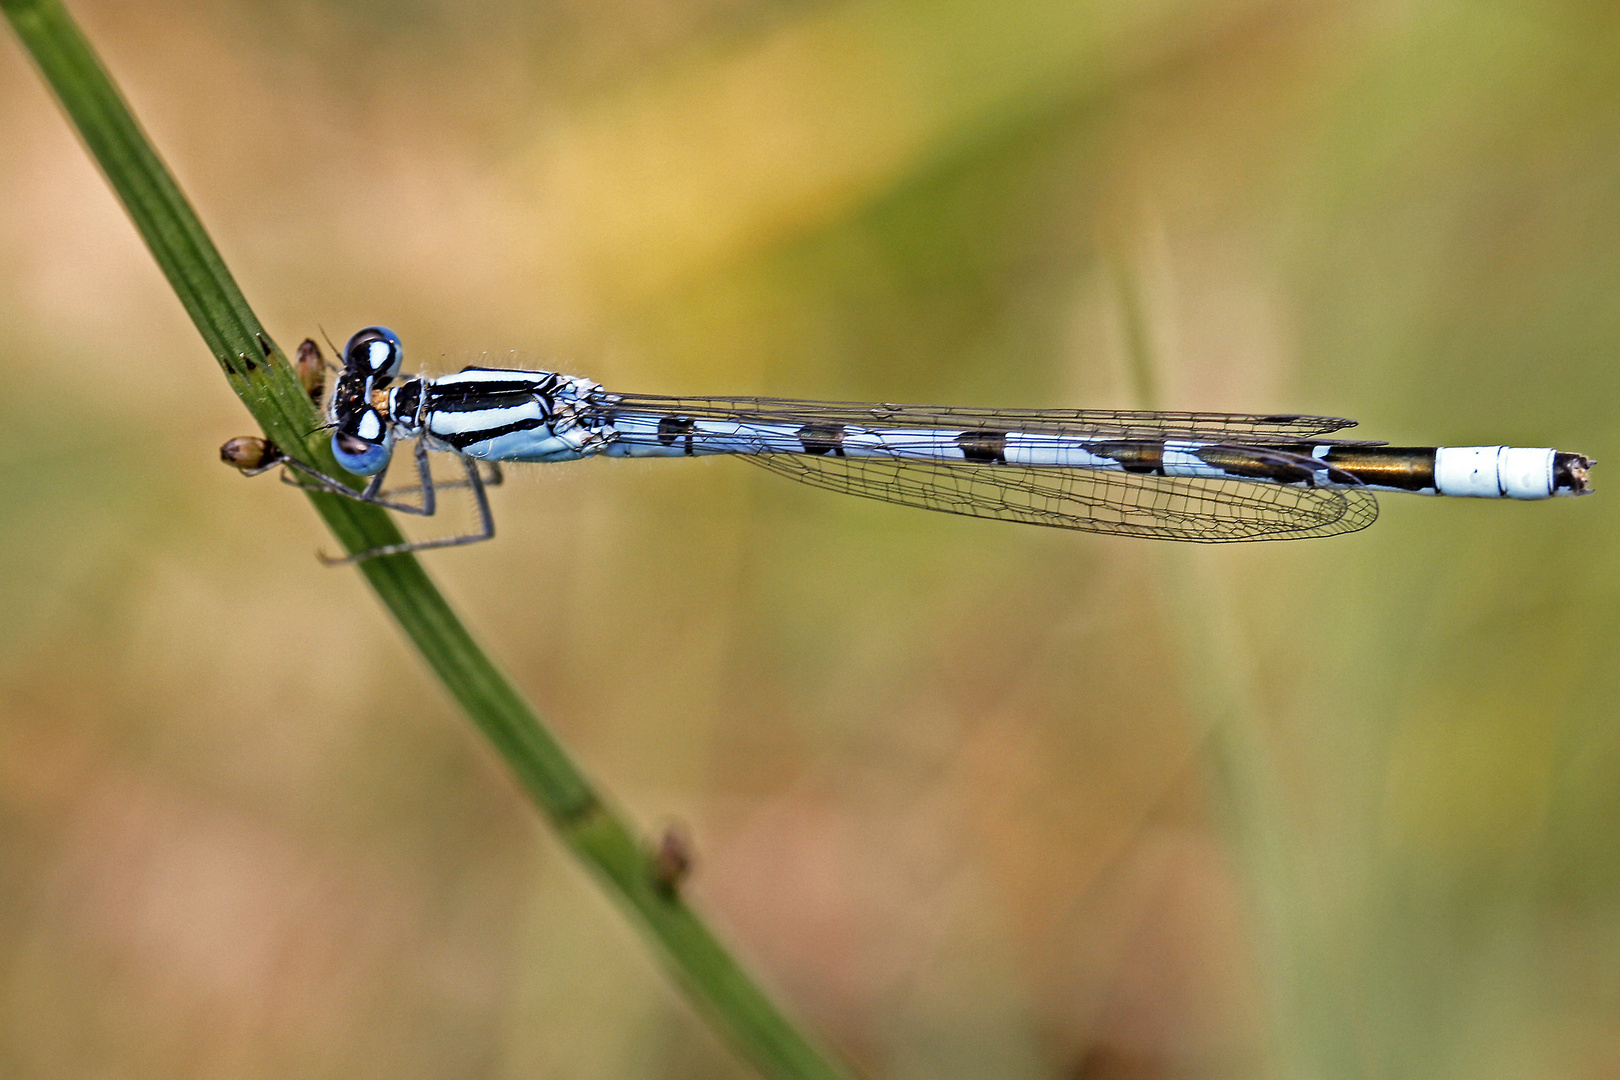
[331,407,392,475]
[343,326,403,384]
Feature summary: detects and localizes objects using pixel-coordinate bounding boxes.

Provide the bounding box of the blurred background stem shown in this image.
[0,2,856,1077]
[1106,230,1359,1077]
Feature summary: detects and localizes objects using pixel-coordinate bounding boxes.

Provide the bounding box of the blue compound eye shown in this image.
[343,326,403,381]
[332,428,391,476]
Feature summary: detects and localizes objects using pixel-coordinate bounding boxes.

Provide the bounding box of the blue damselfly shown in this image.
[225,328,1593,563]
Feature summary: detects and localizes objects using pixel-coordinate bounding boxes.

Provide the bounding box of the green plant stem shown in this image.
[1,2,856,1077]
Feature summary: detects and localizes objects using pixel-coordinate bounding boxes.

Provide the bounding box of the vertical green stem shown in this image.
[2,2,856,1077]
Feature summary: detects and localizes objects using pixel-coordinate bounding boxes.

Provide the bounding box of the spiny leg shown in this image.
[278,437,440,516]
[317,454,495,565]
[373,457,503,499]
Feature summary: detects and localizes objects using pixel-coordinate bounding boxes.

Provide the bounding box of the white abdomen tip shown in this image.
[1434,446,1556,499]
[1497,446,1558,498]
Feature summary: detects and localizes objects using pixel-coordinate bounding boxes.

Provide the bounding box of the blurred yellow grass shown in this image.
[522,0,1260,304]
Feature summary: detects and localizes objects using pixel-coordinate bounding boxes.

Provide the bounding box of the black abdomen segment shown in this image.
[1555,452,1595,494]
[1313,446,1437,491]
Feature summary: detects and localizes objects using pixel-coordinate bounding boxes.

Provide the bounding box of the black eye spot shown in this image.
[343,326,403,378]
[335,431,372,455]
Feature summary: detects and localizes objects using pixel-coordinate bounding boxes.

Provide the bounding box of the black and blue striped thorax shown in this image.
[406,368,615,462]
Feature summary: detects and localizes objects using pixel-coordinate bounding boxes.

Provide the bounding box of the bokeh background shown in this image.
[1,1,1617,1077]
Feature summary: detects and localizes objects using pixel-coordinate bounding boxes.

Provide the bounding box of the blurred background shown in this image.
[1,1,1617,1077]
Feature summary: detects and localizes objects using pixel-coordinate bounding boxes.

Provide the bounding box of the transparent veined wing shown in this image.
[599,393,1379,539]
[606,394,1366,444]
[743,452,1380,541]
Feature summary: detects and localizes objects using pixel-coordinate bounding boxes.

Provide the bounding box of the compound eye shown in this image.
[331,418,391,476]
[343,326,403,381]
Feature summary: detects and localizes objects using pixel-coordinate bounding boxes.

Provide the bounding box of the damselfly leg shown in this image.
[312,452,497,565]
[363,461,504,501]
[278,436,438,515]
[224,433,505,561]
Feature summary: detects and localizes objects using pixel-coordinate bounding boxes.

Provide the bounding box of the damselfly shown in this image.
[225,327,1593,563]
